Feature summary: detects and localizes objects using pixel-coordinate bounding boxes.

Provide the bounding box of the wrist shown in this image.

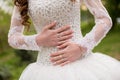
[36,34,44,46]
[75,43,89,57]
[79,46,91,58]
[78,45,87,54]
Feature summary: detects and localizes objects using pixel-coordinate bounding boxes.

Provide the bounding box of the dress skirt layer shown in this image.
[19,53,120,80]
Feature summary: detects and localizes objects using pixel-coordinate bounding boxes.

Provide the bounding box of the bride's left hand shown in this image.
[50,42,87,66]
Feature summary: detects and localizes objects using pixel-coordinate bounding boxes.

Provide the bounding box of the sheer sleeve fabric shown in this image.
[8,6,41,51]
[77,0,112,56]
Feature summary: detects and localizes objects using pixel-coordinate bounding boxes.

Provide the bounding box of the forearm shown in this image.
[76,0,112,57]
[8,31,41,51]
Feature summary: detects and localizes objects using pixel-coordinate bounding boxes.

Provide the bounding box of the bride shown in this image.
[8,0,120,80]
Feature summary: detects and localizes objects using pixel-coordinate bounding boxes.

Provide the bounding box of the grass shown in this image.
[81,20,120,60]
[93,30,120,60]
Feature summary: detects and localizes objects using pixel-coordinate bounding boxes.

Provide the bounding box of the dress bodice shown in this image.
[28,0,82,41]
[28,0,83,65]
[8,0,112,66]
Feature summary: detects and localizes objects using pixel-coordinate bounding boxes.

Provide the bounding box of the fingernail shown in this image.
[53,62,57,65]
[57,46,60,49]
[60,65,64,67]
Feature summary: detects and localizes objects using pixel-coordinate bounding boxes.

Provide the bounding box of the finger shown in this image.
[57,40,69,46]
[52,54,67,62]
[53,58,68,66]
[60,61,70,66]
[56,25,70,33]
[50,56,61,62]
[50,50,64,57]
[50,54,65,62]
[60,29,73,37]
[58,34,73,41]
[44,21,56,30]
[57,42,69,49]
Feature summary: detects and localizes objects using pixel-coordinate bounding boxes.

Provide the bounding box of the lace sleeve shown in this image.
[77,0,112,56]
[8,6,41,51]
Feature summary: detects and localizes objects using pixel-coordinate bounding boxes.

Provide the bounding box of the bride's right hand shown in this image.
[36,21,73,47]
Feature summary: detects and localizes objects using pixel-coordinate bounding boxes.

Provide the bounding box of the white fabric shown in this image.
[8,6,41,51]
[8,0,120,80]
[76,0,112,56]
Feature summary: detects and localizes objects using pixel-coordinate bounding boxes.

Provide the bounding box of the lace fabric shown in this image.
[8,0,112,60]
[76,0,112,56]
[8,6,41,51]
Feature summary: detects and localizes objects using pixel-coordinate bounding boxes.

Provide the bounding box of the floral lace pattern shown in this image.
[8,0,112,65]
[76,0,112,57]
[8,7,41,51]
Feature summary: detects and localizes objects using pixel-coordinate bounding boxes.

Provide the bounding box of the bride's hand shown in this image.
[36,21,73,47]
[50,42,87,66]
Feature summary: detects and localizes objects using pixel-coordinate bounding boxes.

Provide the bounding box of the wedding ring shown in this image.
[61,58,67,61]
[59,55,63,58]
[57,34,62,38]
[53,62,57,65]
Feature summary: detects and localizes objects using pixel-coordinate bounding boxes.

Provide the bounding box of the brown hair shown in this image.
[14,0,30,29]
[14,0,76,28]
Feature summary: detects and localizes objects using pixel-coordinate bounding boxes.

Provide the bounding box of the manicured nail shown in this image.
[57,46,60,48]
[53,62,57,65]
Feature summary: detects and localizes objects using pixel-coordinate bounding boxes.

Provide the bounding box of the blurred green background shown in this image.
[0,0,120,80]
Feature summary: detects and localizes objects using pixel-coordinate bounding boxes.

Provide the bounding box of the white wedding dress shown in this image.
[8,0,120,80]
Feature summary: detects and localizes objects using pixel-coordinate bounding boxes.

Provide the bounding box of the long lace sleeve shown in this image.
[8,6,41,51]
[77,0,112,56]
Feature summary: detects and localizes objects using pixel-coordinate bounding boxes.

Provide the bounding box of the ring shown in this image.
[59,55,63,58]
[57,34,62,38]
[61,57,67,61]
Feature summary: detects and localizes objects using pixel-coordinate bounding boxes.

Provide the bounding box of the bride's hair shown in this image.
[14,0,76,28]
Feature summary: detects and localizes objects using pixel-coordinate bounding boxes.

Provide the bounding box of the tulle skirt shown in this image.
[19,52,120,80]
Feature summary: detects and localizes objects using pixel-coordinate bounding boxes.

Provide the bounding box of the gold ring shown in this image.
[59,55,63,58]
[58,34,62,38]
[62,58,66,61]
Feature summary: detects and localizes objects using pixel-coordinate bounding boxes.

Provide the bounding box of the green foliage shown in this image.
[0,9,11,52]
[14,50,37,64]
[105,0,120,27]
[93,30,120,60]
[0,65,12,80]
